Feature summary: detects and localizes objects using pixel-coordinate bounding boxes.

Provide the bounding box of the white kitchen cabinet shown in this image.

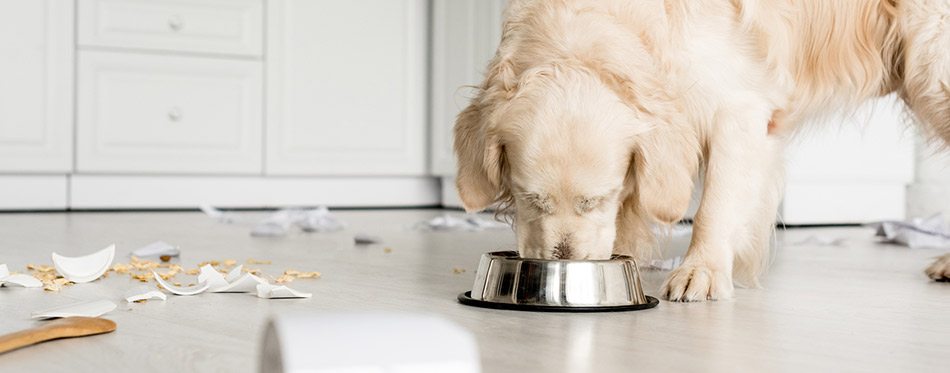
[266,0,428,175]
[76,51,263,174]
[78,0,263,57]
[782,95,915,224]
[0,0,74,173]
[430,0,507,177]
[430,0,507,207]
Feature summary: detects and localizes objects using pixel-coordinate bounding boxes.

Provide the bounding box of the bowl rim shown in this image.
[482,250,637,263]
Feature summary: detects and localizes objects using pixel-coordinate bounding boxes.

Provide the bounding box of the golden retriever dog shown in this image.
[454,0,950,301]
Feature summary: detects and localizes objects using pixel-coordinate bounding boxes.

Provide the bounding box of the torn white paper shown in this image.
[153,273,210,296]
[650,224,693,238]
[131,241,180,258]
[869,214,950,249]
[0,264,43,288]
[645,256,684,271]
[31,299,116,319]
[252,207,349,237]
[51,244,116,283]
[788,235,848,246]
[413,214,510,232]
[123,285,167,303]
[297,206,348,233]
[256,283,312,299]
[201,204,348,237]
[199,204,250,223]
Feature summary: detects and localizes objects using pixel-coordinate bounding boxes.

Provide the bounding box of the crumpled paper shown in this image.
[200,205,347,237]
[868,214,950,249]
[413,214,510,231]
[644,256,684,270]
[788,235,848,246]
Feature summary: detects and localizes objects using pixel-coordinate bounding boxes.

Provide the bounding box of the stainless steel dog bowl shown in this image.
[458,251,658,312]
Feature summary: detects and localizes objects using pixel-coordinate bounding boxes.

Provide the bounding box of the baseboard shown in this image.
[69,175,441,209]
[0,175,68,210]
[782,183,906,225]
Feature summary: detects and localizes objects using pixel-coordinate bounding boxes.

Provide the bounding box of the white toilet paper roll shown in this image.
[260,312,480,373]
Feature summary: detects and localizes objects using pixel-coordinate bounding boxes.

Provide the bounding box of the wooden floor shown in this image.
[0,210,948,372]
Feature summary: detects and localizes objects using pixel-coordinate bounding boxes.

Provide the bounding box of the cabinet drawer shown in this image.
[77,51,262,174]
[78,0,263,56]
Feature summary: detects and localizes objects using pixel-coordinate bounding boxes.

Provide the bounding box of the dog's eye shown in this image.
[576,197,603,214]
[522,193,555,214]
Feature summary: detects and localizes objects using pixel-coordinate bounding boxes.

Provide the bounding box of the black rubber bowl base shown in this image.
[457,291,659,313]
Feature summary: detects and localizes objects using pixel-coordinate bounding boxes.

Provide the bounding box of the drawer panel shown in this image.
[78,0,263,56]
[77,51,262,174]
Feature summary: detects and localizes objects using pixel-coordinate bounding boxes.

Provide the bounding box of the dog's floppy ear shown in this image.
[453,54,519,212]
[453,101,506,212]
[598,63,700,224]
[628,121,700,225]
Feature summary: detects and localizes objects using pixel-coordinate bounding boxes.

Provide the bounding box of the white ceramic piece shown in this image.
[197,264,229,291]
[225,265,244,283]
[50,245,116,283]
[256,284,312,299]
[123,285,167,302]
[211,273,268,293]
[153,272,210,296]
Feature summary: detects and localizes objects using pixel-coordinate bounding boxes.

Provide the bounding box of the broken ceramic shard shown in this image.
[31,299,117,319]
[152,273,210,296]
[131,241,180,258]
[204,264,267,293]
[51,245,116,283]
[256,283,312,299]
[123,285,167,302]
[0,264,43,288]
[197,264,230,290]
[226,265,244,283]
[212,273,268,293]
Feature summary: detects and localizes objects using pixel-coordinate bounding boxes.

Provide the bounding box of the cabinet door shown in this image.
[266,0,427,175]
[0,0,73,172]
[76,51,263,174]
[783,94,914,224]
[430,0,507,177]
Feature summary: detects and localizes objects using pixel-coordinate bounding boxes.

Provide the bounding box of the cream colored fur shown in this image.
[454,0,950,301]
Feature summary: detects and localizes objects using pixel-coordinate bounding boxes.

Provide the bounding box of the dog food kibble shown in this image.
[384,248,392,253]
[160,255,171,262]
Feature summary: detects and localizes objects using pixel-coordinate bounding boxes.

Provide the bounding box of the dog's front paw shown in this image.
[662,264,734,302]
[925,254,950,282]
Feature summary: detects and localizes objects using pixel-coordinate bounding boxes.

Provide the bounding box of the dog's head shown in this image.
[454,59,698,260]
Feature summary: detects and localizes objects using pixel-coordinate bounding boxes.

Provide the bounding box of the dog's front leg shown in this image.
[662,106,785,301]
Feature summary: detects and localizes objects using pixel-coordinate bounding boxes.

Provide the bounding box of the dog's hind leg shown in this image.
[898,0,950,146]
[662,104,783,301]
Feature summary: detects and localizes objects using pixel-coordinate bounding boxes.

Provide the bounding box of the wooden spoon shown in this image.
[0,317,116,354]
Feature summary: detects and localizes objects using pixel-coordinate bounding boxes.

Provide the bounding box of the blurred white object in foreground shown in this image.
[261,312,480,373]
